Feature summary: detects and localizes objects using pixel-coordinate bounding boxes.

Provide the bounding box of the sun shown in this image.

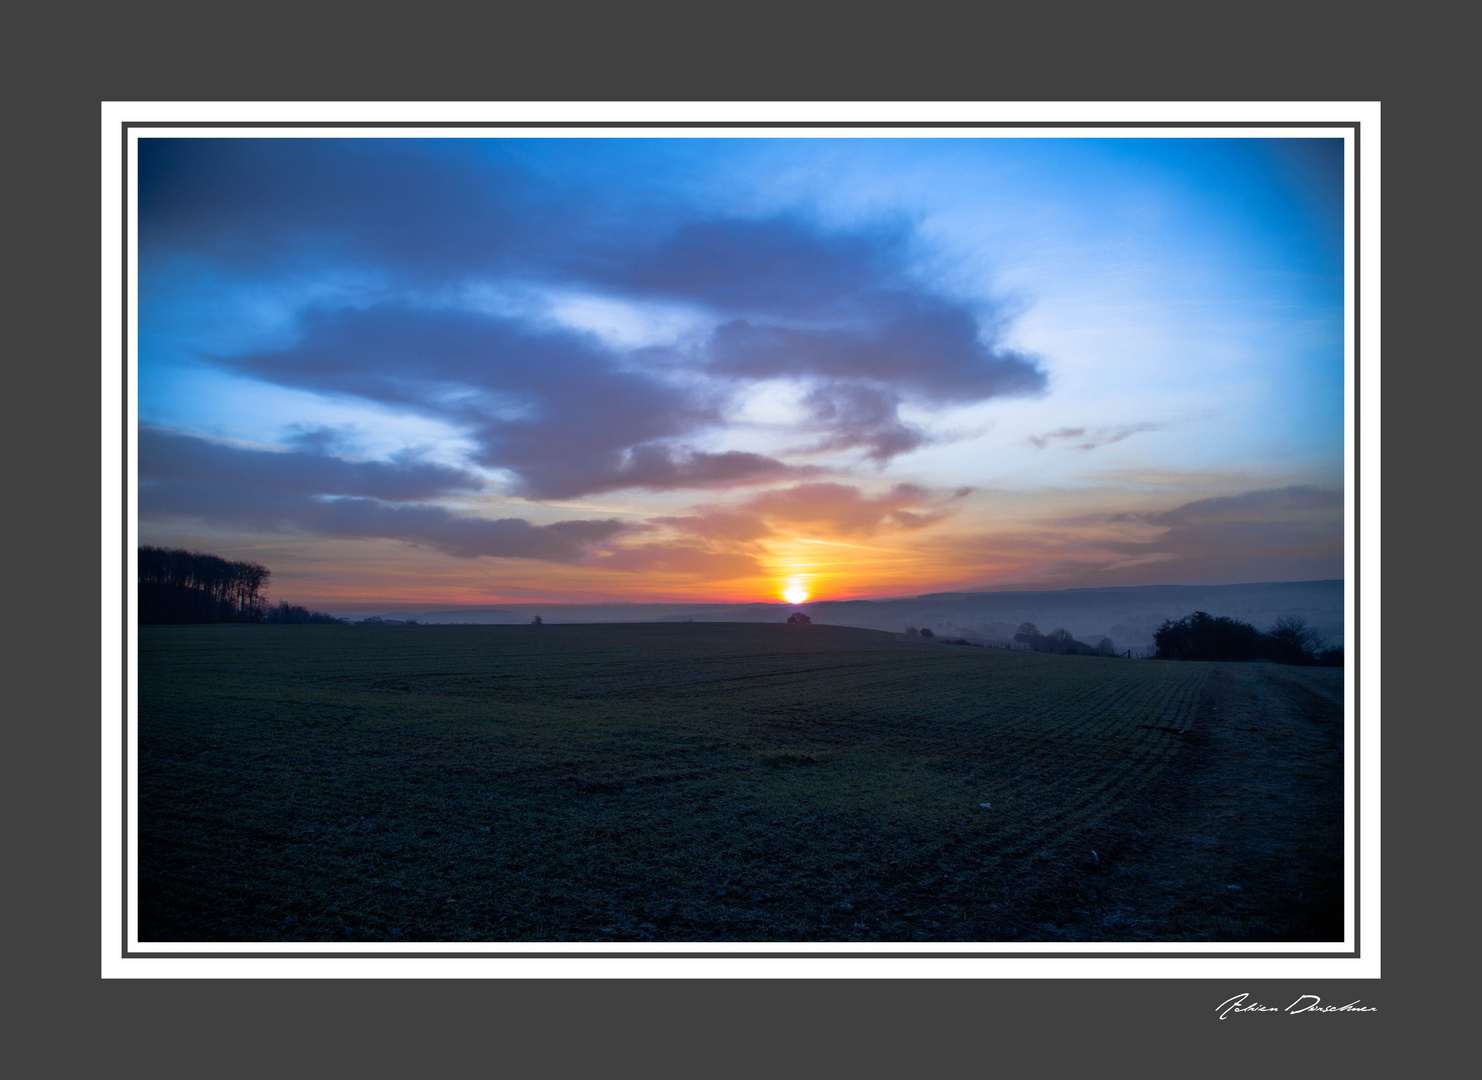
[782,583,810,605]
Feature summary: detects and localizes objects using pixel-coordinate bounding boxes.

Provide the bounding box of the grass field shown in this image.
[137,622,1344,943]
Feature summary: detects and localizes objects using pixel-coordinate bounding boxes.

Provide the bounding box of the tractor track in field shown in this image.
[981,662,1345,942]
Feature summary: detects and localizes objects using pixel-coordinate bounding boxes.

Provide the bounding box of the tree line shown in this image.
[903,623,1117,654]
[139,546,272,623]
[1013,623,1119,656]
[1153,611,1342,665]
[139,547,345,624]
[265,602,348,624]
[905,613,1342,666]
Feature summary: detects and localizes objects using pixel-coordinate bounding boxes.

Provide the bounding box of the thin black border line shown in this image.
[122,949,1360,959]
[121,120,130,960]
[118,117,1362,961]
[1353,121,1361,957]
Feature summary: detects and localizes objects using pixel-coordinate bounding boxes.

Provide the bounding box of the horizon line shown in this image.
[308,578,1345,613]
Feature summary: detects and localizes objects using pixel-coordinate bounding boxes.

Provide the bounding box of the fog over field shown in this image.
[345,579,1343,652]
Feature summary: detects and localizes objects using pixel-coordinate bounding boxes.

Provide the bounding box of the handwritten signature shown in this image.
[1217,994,1376,1020]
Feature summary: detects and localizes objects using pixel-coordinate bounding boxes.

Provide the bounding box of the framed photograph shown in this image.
[102,103,1378,978]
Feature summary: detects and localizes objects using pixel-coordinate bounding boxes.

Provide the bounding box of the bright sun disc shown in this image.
[783,585,810,604]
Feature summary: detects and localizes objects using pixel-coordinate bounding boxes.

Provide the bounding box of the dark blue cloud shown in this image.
[138,427,628,561]
[141,139,1050,498]
[711,291,1043,391]
[220,305,801,498]
[584,216,916,319]
[139,424,483,501]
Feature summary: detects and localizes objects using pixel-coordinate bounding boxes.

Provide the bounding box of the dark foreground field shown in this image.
[137,622,1343,943]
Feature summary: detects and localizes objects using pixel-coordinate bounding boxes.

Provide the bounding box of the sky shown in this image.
[136,136,1346,609]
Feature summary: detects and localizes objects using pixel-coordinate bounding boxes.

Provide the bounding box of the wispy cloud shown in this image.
[1026,422,1162,451]
[653,483,971,548]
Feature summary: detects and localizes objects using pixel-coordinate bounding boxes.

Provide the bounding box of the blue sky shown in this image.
[136,136,1345,607]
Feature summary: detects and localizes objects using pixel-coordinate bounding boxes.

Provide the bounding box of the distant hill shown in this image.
[340,580,1344,652]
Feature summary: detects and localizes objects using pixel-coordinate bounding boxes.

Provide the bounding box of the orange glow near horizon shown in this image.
[260,546,989,609]
[185,511,1176,611]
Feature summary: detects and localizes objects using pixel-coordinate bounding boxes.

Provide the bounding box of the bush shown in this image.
[1153,611,1267,661]
[1013,622,1105,656]
[1268,615,1328,665]
[264,601,346,625]
[1153,611,1341,665]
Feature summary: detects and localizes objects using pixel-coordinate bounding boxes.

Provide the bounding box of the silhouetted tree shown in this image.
[1046,628,1077,652]
[1268,615,1328,665]
[1154,611,1267,661]
[1011,621,1105,655]
[1154,610,1340,665]
[138,546,271,623]
[786,612,812,624]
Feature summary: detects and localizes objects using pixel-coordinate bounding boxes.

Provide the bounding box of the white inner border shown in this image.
[101,100,1380,979]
